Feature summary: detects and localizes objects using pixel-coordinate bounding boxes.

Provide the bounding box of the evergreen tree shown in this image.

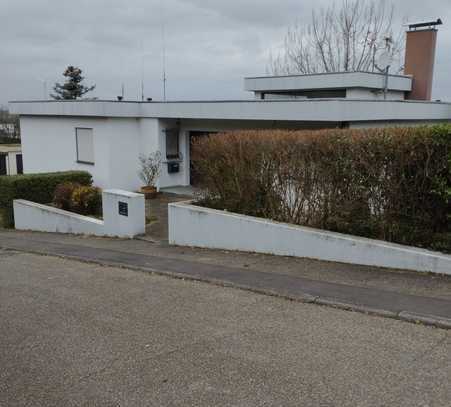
[51,66,96,100]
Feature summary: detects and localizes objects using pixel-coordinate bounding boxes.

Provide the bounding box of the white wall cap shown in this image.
[103,189,143,198]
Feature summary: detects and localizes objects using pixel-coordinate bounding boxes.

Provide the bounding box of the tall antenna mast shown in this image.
[140,40,145,101]
[161,2,167,101]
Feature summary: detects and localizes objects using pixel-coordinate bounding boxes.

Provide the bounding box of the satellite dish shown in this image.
[375,51,393,73]
[377,51,392,69]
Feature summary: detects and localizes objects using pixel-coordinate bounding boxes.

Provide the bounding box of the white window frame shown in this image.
[75,128,95,165]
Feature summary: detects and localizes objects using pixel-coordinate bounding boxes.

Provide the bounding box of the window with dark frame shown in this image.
[0,154,7,175]
[165,128,180,160]
[75,128,95,165]
[16,154,23,174]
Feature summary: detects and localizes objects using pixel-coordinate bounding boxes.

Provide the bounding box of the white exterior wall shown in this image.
[19,115,191,191]
[7,152,18,175]
[169,202,451,275]
[346,88,406,100]
[106,117,146,191]
[20,116,162,191]
[20,116,111,186]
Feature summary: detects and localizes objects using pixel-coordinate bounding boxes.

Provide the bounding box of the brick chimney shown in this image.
[404,20,442,101]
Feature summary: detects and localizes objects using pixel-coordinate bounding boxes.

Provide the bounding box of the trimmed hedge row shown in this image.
[0,171,93,227]
[192,125,451,253]
[0,136,20,144]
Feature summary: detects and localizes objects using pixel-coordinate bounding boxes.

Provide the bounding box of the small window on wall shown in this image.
[165,128,180,159]
[0,154,7,176]
[16,154,23,174]
[75,128,94,165]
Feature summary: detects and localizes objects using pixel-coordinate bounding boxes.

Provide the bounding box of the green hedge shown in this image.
[0,171,93,228]
[192,125,451,253]
[0,136,20,144]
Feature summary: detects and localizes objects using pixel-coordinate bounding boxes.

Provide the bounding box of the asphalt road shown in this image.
[1,250,450,407]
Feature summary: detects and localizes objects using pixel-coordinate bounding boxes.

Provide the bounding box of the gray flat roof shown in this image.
[244,71,413,93]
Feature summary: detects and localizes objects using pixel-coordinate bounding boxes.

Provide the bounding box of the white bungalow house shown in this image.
[8,23,451,192]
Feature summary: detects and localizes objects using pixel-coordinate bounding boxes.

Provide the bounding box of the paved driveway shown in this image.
[1,250,450,406]
[145,192,192,241]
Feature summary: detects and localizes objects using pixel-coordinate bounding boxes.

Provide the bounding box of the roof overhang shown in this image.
[0,144,21,153]
[244,72,413,93]
[9,99,451,123]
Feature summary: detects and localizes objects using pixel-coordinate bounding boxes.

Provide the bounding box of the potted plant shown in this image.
[138,151,162,199]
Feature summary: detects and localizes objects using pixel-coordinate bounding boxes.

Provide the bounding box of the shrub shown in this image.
[53,182,102,216]
[0,171,92,227]
[192,125,451,252]
[0,136,20,144]
[53,182,81,211]
[138,151,162,187]
[69,185,102,216]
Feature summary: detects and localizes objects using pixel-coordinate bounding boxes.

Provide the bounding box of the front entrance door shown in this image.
[0,154,7,175]
[189,131,216,186]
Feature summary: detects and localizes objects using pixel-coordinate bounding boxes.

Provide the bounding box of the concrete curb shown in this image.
[3,245,451,331]
[398,312,451,329]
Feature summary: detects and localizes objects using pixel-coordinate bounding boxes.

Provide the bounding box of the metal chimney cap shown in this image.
[408,19,443,30]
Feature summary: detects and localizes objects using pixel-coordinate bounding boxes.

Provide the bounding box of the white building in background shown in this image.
[0,144,22,176]
[8,23,451,192]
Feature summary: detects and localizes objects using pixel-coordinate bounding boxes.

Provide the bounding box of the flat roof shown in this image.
[8,99,451,123]
[244,71,413,93]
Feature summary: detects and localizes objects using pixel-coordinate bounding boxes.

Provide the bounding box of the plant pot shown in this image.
[141,186,158,199]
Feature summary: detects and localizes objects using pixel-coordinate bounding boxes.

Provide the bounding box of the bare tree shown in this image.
[268,0,404,75]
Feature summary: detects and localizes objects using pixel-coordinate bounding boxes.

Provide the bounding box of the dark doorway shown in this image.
[189,131,217,186]
[0,154,7,175]
[16,154,23,174]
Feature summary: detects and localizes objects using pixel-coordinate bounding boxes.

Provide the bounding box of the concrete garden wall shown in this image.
[169,201,451,275]
[14,189,145,238]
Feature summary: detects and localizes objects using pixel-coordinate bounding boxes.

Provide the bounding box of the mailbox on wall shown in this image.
[168,162,180,173]
[118,201,128,217]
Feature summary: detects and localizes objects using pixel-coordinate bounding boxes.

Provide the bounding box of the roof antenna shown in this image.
[375,36,394,100]
[140,40,145,102]
[161,2,167,101]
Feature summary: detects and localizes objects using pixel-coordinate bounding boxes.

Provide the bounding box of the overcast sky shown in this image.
[2,0,451,106]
